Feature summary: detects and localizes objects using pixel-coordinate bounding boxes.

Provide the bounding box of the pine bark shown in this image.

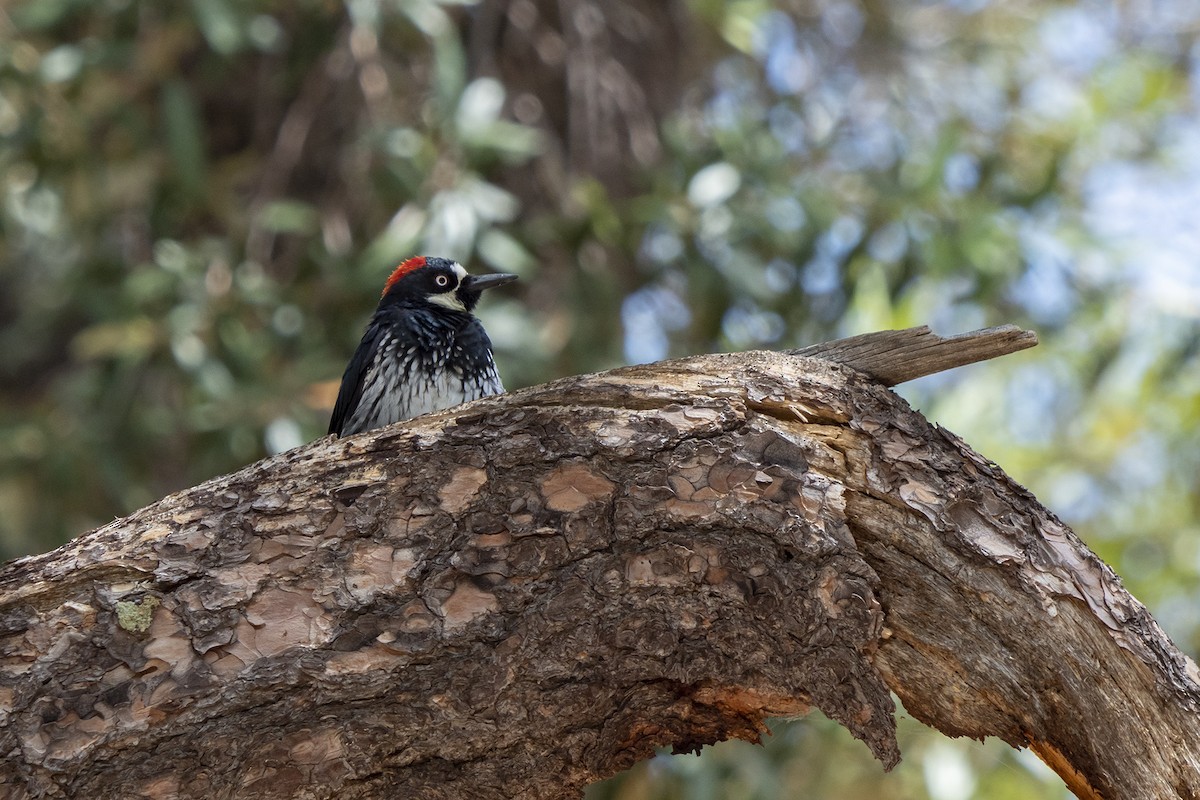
[1,329,1198,799]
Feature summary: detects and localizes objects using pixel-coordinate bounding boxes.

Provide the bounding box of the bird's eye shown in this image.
[435,274,450,288]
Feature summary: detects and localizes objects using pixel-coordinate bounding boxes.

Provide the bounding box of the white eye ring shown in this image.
[435,274,450,288]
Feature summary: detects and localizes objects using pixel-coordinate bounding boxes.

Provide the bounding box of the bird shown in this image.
[328,255,517,437]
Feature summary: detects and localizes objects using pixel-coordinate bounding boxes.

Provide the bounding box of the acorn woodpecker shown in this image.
[328,256,517,437]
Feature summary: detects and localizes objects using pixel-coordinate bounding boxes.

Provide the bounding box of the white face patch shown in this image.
[429,291,466,311]
[428,262,469,311]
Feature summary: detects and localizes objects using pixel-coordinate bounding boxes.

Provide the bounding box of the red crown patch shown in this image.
[382,256,427,297]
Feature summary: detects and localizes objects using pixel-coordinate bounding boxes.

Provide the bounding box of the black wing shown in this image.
[328,319,389,436]
[457,317,496,372]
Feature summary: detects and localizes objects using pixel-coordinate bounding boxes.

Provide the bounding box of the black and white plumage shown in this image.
[328,256,516,437]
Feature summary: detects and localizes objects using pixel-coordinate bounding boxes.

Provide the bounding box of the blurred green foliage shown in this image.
[1,0,1198,797]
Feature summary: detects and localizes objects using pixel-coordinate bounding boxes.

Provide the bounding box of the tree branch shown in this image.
[793,323,1039,385]
[1,328,1196,799]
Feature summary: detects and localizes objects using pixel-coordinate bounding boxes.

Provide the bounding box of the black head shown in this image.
[381,256,517,313]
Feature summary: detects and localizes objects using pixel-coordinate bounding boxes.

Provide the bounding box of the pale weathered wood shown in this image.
[0,329,1196,799]
[794,324,1039,385]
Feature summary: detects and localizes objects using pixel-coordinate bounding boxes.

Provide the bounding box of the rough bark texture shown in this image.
[1,329,1198,799]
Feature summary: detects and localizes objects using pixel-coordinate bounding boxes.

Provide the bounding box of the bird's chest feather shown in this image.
[348,319,500,428]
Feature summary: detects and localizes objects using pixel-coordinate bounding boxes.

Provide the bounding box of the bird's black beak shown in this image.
[465,273,518,292]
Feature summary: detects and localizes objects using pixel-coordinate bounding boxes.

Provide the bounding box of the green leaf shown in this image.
[477,229,536,276]
[257,200,319,234]
[190,0,244,55]
[160,81,207,202]
[361,205,427,277]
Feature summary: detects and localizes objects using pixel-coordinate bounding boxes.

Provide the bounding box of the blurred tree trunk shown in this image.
[467,0,706,198]
[463,0,722,372]
[2,328,1198,800]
